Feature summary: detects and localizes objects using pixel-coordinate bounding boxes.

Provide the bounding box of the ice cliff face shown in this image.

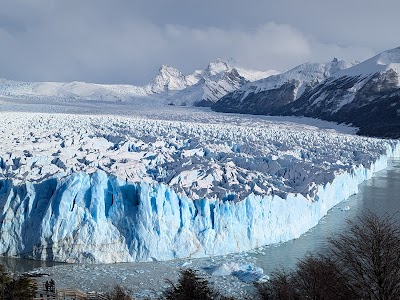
[0,111,399,263]
[1,144,399,263]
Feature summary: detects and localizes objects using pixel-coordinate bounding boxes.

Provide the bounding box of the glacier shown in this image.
[1,145,399,263]
[0,109,399,263]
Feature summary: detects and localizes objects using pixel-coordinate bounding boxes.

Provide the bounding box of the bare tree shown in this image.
[256,255,354,300]
[0,265,36,300]
[104,285,134,300]
[162,269,235,300]
[328,212,400,300]
[291,254,354,300]
[255,269,298,300]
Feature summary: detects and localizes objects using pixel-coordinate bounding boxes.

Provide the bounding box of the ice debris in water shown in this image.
[210,262,266,283]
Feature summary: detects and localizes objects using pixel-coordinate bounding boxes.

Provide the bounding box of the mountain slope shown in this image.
[145,65,199,94]
[0,60,276,106]
[284,47,400,137]
[0,79,149,102]
[212,46,400,138]
[212,58,354,114]
[165,59,278,106]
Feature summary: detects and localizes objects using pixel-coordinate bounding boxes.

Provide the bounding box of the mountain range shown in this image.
[213,46,400,138]
[1,47,400,137]
[0,59,277,106]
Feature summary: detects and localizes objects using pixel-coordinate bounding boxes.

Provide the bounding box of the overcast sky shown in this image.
[0,0,399,84]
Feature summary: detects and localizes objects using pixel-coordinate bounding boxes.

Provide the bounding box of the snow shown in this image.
[298,47,400,114]
[0,80,150,101]
[236,58,356,101]
[0,59,277,106]
[204,59,231,77]
[333,46,400,79]
[0,99,399,264]
[164,60,278,106]
[235,68,279,82]
[145,65,197,94]
[209,262,265,283]
[202,58,278,81]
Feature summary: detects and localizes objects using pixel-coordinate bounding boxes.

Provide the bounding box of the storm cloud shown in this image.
[0,0,398,84]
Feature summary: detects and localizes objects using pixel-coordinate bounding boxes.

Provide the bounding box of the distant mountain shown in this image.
[164,59,278,106]
[0,59,276,106]
[145,65,200,94]
[212,58,355,114]
[213,46,400,138]
[0,79,149,102]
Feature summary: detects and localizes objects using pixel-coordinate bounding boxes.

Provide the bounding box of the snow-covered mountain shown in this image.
[283,46,400,137]
[157,59,278,106]
[213,46,400,138]
[0,79,149,102]
[147,59,278,106]
[145,65,198,94]
[0,59,276,106]
[213,58,355,114]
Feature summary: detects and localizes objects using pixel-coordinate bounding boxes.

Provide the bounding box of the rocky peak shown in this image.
[147,65,191,94]
[204,59,231,77]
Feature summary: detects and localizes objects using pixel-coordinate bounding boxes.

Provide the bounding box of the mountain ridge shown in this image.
[213,46,400,138]
[0,59,277,106]
[212,58,356,114]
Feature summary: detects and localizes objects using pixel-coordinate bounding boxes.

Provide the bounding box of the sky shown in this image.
[0,0,399,85]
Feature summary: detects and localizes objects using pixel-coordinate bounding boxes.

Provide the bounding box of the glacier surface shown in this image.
[0,109,399,263]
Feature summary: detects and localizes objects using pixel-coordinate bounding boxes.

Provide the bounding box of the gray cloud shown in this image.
[0,0,398,84]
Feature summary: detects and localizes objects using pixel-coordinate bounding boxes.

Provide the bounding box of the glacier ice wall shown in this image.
[1,143,399,263]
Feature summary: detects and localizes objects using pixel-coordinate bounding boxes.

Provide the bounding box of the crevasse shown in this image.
[0,143,399,264]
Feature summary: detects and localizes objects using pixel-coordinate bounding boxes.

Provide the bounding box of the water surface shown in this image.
[252,159,400,273]
[1,160,400,276]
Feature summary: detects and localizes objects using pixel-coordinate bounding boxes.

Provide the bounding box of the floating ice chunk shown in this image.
[210,262,265,283]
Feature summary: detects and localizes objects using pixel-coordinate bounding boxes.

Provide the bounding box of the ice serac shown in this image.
[1,143,399,263]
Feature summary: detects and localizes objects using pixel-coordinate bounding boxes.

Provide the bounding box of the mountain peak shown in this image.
[158,65,183,76]
[147,65,190,93]
[375,46,400,65]
[205,59,231,76]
